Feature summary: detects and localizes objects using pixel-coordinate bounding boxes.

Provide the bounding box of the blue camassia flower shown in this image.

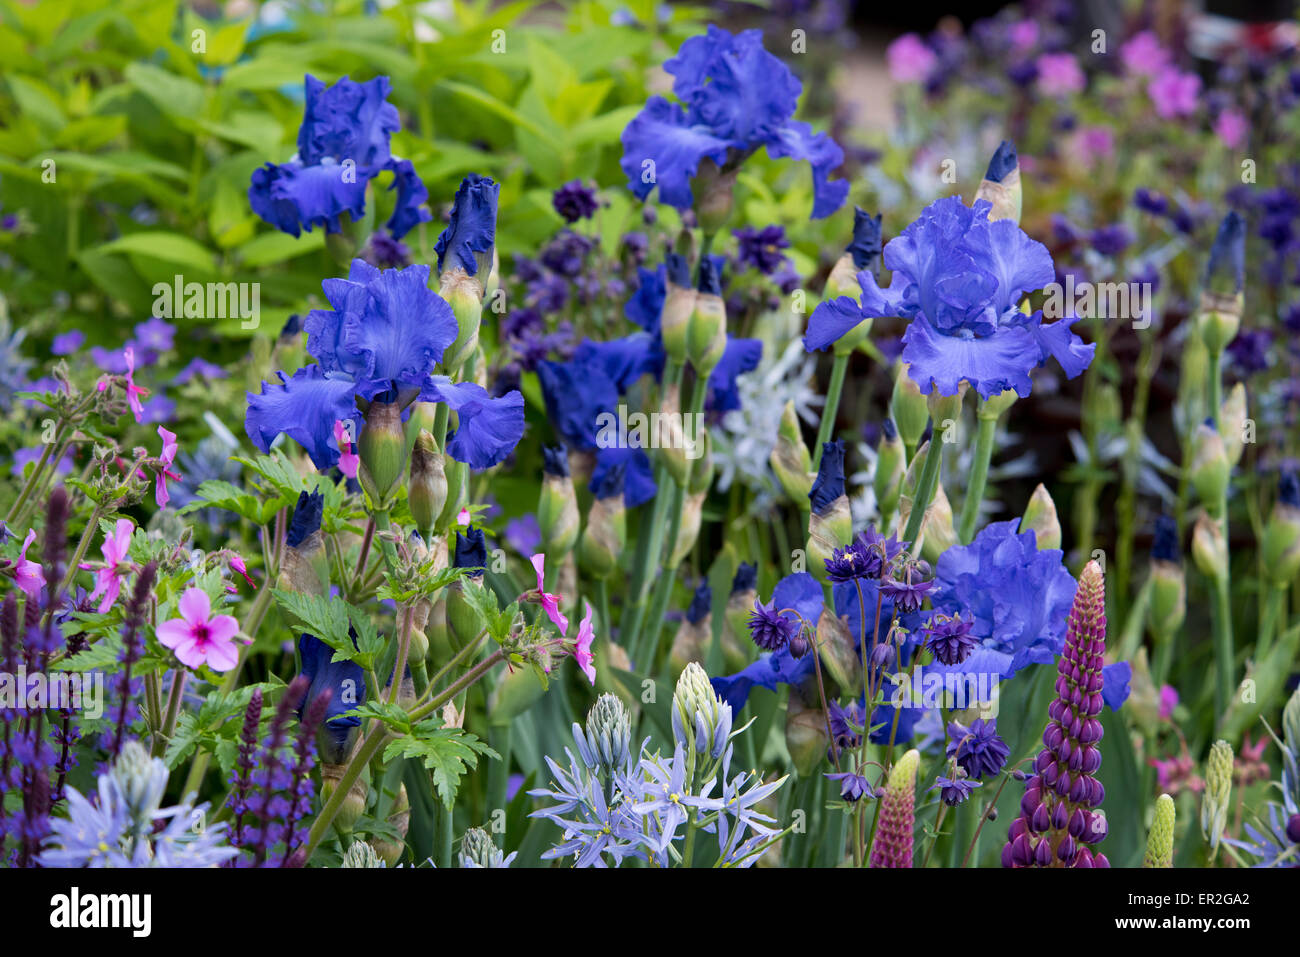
[249,75,431,239]
[620,25,848,219]
[925,520,1130,709]
[804,196,1095,398]
[246,259,524,471]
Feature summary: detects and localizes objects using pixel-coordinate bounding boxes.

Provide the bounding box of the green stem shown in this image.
[957,413,998,544]
[1257,585,1286,661]
[812,354,848,471]
[903,437,941,546]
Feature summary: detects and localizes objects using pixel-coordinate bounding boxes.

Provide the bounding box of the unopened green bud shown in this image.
[687,429,712,495]
[1019,483,1061,551]
[459,826,510,868]
[1196,290,1243,355]
[785,692,830,778]
[771,400,814,503]
[445,579,484,653]
[656,381,692,487]
[409,430,447,537]
[1175,332,1210,435]
[408,626,429,666]
[918,482,957,565]
[926,384,965,427]
[439,269,484,373]
[824,255,874,357]
[578,493,626,579]
[1190,512,1227,580]
[669,489,707,567]
[369,782,409,866]
[692,158,737,236]
[1261,476,1300,585]
[488,664,546,726]
[1201,740,1233,851]
[321,760,370,835]
[975,140,1021,224]
[1147,562,1186,642]
[814,605,862,695]
[1190,422,1230,510]
[806,496,852,583]
[538,446,579,558]
[874,419,906,525]
[1143,794,1176,868]
[579,693,633,773]
[661,252,696,365]
[357,400,408,505]
[1218,383,1248,467]
[341,841,385,868]
[891,364,929,451]
[687,260,727,378]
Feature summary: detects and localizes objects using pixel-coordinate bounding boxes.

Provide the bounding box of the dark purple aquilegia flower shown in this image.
[945,717,1010,780]
[1003,560,1112,868]
[246,259,524,472]
[804,148,1095,398]
[620,25,848,219]
[552,180,600,223]
[249,75,430,240]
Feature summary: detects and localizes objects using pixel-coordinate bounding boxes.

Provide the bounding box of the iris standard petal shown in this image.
[619,96,733,210]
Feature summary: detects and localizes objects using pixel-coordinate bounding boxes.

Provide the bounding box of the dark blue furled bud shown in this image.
[731,562,757,594]
[287,489,324,548]
[299,633,364,766]
[1280,471,1300,508]
[984,140,1018,183]
[665,252,691,288]
[541,444,570,477]
[686,581,711,625]
[434,173,500,279]
[1204,210,1245,294]
[696,255,724,296]
[591,461,625,500]
[453,527,487,576]
[809,440,846,515]
[1151,514,1180,563]
[882,417,898,441]
[976,139,1021,223]
[846,208,883,272]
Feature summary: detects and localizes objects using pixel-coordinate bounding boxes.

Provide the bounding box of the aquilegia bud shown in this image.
[1019,483,1062,551]
[770,399,814,503]
[687,257,728,378]
[537,446,580,558]
[408,429,448,537]
[1261,471,1300,586]
[1143,793,1175,868]
[1200,739,1233,852]
[870,749,920,868]
[1002,560,1111,868]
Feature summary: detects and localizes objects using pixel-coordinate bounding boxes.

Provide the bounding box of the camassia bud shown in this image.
[1218,383,1248,467]
[1261,472,1300,586]
[1019,483,1062,551]
[807,440,852,583]
[672,662,732,760]
[439,269,483,373]
[1143,793,1176,868]
[771,399,814,503]
[687,257,727,379]
[537,446,580,558]
[975,139,1022,224]
[357,400,408,505]
[660,252,696,366]
[890,363,930,452]
[409,430,448,537]
[874,418,905,527]
[578,476,626,579]
[1191,511,1228,580]
[1190,421,1230,511]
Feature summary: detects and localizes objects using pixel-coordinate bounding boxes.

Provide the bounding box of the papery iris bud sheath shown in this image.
[1262,472,1300,586]
[278,489,330,600]
[1143,793,1175,868]
[660,252,695,365]
[538,446,580,558]
[770,399,814,503]
[870,749,920,868]
[785,691,830,778]
[1191,511,1228,580]
[1020,483,1062,551]
[975,140,1022,224]
[409,429,447,537]
[807,440,852,583]
[578,468,626,579]
[687,257,727,378]
[890,363,929,451]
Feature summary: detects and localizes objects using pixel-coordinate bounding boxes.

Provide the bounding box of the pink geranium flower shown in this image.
[1158,684,1179,720]
[573,601,596,685]
[1120,30,1169,78]
[529,553,569,635]
[1035,52,1084,96]
[95,346,147,422]
[157,587,245,672]
[1077,125,1115,165]
[333,420,359,479]
[457,507,471,527]
[1148,67,1199,119]
[886,33,936,85]
[82,518,135,612]
[154,426,182,508]
[13,529,45,599]
[1008,19,1038,52]
[1213,108,1248,150]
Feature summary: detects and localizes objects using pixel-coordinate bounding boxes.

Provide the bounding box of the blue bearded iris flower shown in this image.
[620,25,847,219]
[249,75,431,239]
[247,260,524,471]
[804,196,1095,398]
[706,337,762,413]
[924,520,1131,708]
[434,173,500,278]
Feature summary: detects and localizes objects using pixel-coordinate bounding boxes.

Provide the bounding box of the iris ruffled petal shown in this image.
[427,377,525,470]
[248,160,367,237]
[1021,312,1097,380]
[383,157,432,240]
[902,313,1038,399]
[625,264,666,334]
[764,119,849,219]
[434,173,500,276]
[706,336,762,413]
[245,366,360,469]
[591,446,658,508]
[297,74,399,171]
[619,96,733,209]
[573,334,664,394]
[803,295,868,352]
[537,358,620,450]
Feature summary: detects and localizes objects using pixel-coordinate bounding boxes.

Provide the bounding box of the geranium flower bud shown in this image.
[870,749,920,868]
[1143,793,1176,867]
[1019,483,1061,551]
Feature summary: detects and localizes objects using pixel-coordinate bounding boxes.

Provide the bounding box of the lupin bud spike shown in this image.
[1143,794,1175,868]
[1201,740,1233,853]
[1003,561,1111,867]
[1020,483,1062,551]
[870,749,920,868]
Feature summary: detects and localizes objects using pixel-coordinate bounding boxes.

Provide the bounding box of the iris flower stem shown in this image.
[812,354,848,472]
[902,433,942,546]
[1257,585,1286,660]
[1212,566,1234,720]
[956,413,998,544]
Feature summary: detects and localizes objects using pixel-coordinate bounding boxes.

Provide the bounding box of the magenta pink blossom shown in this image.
[13,529,45,599]
[1035,52,1084,96]
[529,553,569,635]
[82,518,135,612]
[1148,67,1200,119]
[886,33,936,85]
[457,507,471,527]
[95,346,147,422]
[154,426,182,508]
[333,420,359,479]
[157,587,245,672]
[1077,125,1115,165]
[574,601,596,685]
[1213,108,1248,150]
[1008,19,1038,52]
[1120,30,1170,78]
[1159,684,1179,721]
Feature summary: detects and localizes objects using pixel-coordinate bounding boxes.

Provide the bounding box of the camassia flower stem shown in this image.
[812,354,848,472]
[957,412,998,544]
[903,436,942,546]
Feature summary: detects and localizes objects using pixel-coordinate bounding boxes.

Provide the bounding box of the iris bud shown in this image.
[806,440,852,583]
[722,564,758,673]
[369,782,409,866]
[874,418,905,527]
[487,664,547,726]
[656,380,692,488]
[408,430,447,537]
[1019,483,1062,551]
[438,457,469,529]
[770,399,814,503]
[357,400,408,506]
[1147,515,1186,642]
[1190,422,1230,511]
[439,270,483,373]
[890,363,929,452]
[975,140,1021,224]
[1218,383,1248,467]
[669,583,711,678]
[687,257,727,378]
[1261,472,1300,586]
[578,485,626,579]
[660,252,695,365]
[321,759,370,836]
[1175,331,1209,436]
[785,692,831,778]
[537,446,580,558]
[692,157,737,237]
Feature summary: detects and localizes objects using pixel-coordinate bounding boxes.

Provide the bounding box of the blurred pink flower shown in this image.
[13,529,44,599]
[1148,67,1200,118]
[1120,30,1170,77]
[1009,19,1038,52]
[1077,125,1115,165]
[82,518,135,612]
[157,587,244,672]
[333,420,358,479]
[1035,52,1084,96]
[886,33,936,84]
[1213,108,1248,149]
[574,601,596,685]
[530,553,569,635]
[155,426,182,508]
[1158,684,1179,720]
